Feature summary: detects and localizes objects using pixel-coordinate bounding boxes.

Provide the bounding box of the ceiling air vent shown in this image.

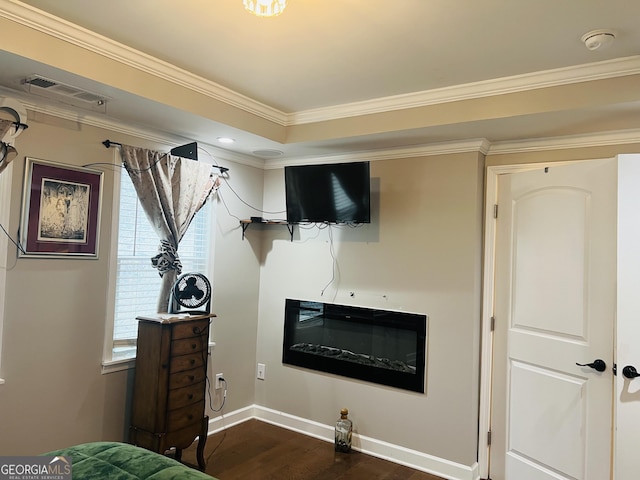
[22,75,108,112]
[26,77,57,89]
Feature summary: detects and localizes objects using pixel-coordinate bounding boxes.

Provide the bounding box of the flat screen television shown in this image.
[285,161,370,224]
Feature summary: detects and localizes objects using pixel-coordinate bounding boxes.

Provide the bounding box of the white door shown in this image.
[490,159,616,480]
[615,154,640,480]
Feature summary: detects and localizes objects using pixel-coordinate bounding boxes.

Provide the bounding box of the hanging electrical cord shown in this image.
[98,140,285,218]
[204,419,227,465]
[101,140,229,175]
[207,376,227,413]
[216,190,241,222]
[204,376,228,465]
[81,158,167,174]
[0,223,24,254]
[222,178,286,216]
[122,153,169,175]
[198,146,286,217]
[81,161,124,171]
[98,139,299,228]
[97,141,170,174]
[320,225,338,299]
[196,145,230,178]
[0,223,24,271]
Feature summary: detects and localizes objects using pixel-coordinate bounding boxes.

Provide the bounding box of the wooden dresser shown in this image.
[129,313,214,470]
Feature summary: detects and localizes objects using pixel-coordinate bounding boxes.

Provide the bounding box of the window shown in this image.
[103,165,215,371]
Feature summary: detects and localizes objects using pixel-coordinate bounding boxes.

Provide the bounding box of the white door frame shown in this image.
[477,160,609,479]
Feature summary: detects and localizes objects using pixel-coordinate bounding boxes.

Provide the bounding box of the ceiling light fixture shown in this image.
[243,0,287,17]
[217,137,235,144]
[581,29,616,51]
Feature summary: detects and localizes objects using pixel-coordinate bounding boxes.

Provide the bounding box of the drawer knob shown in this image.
[190,359,195,365]
[188,375,195,381]
[188,394,193,400]
[191,343,197,349]
[188,414,193,420]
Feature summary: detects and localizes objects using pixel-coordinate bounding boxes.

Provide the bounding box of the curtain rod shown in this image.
[102,139,229,173]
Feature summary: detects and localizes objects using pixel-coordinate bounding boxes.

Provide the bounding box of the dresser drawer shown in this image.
[172,319,210,340]
[168,367,206,390]
[167,402,205,431]
[171,335,207,356]
[169,352,205,373]
[167,381,205,410]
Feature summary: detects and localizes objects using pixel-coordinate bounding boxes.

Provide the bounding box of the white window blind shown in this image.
[111,170,212,361]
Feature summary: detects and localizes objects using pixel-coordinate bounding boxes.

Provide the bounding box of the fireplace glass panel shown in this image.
[282,299,427,392]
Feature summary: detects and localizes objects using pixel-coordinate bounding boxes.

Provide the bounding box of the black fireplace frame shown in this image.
[282,299,427,393]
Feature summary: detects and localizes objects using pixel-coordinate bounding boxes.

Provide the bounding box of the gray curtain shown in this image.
[120,145,219,312]
[0,119,18,176]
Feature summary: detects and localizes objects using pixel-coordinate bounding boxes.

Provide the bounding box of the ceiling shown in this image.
[1,0,640,163]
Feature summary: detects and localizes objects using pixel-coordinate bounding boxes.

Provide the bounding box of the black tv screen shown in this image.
[285,161,370,224]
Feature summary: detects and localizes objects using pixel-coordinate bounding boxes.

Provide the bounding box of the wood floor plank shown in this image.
[181,419,444,480]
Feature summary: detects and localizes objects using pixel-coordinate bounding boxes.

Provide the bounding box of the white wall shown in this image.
[254,153,485,466]
[3,97,640,479]
[3,106,639,478]
[0,115,124,454]
[0,111,264,454]
[209,161,265,411]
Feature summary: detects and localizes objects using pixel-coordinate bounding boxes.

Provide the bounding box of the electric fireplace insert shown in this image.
[282,299,427,393]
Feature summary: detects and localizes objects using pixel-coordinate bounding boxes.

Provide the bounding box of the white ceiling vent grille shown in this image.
[22,75,108,112]
[26,77,57,89]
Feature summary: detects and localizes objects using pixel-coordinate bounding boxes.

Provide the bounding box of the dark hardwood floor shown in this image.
[182,419,444,480]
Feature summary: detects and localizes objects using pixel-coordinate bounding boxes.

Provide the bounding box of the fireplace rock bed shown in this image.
[290,342,416,373]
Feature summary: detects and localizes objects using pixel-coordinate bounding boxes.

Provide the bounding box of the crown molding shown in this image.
[4,0,640,131]
[6,87,640,170]
[290,56,640,125]
[5,86,639,169]
[0,0,288,126]
[264,139,491,169]
[2,84,489,167]
[0,87,265,170]
[488,128,640,155]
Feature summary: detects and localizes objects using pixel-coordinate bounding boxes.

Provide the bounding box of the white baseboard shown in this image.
[207,405,480,480]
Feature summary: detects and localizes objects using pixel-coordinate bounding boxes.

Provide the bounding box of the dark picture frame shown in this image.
[19,157,103,258]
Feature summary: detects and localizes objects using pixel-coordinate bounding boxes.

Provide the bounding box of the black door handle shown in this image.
[576,359,607,372]
[622,365,640,379]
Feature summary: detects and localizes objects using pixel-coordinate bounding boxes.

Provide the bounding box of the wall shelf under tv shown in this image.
[240,219,295,241]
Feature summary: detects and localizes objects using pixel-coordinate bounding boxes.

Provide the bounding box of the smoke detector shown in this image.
[581,29,616,51]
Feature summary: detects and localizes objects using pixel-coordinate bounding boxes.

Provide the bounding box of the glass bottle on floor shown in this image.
[335,408,352,452]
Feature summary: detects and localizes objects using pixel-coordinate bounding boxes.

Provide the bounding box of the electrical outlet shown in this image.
[215,373,224,389]
[257,363,266,380]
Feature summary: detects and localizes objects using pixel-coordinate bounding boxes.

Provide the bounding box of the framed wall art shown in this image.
[19,157,103,258]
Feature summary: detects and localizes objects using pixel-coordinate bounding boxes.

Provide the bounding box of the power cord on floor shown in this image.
[205,377,228,465]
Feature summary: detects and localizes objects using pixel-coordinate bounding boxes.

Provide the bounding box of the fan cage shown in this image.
[169,273,212,315]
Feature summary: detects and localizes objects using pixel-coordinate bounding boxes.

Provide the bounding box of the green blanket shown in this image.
[44,441,216,479]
